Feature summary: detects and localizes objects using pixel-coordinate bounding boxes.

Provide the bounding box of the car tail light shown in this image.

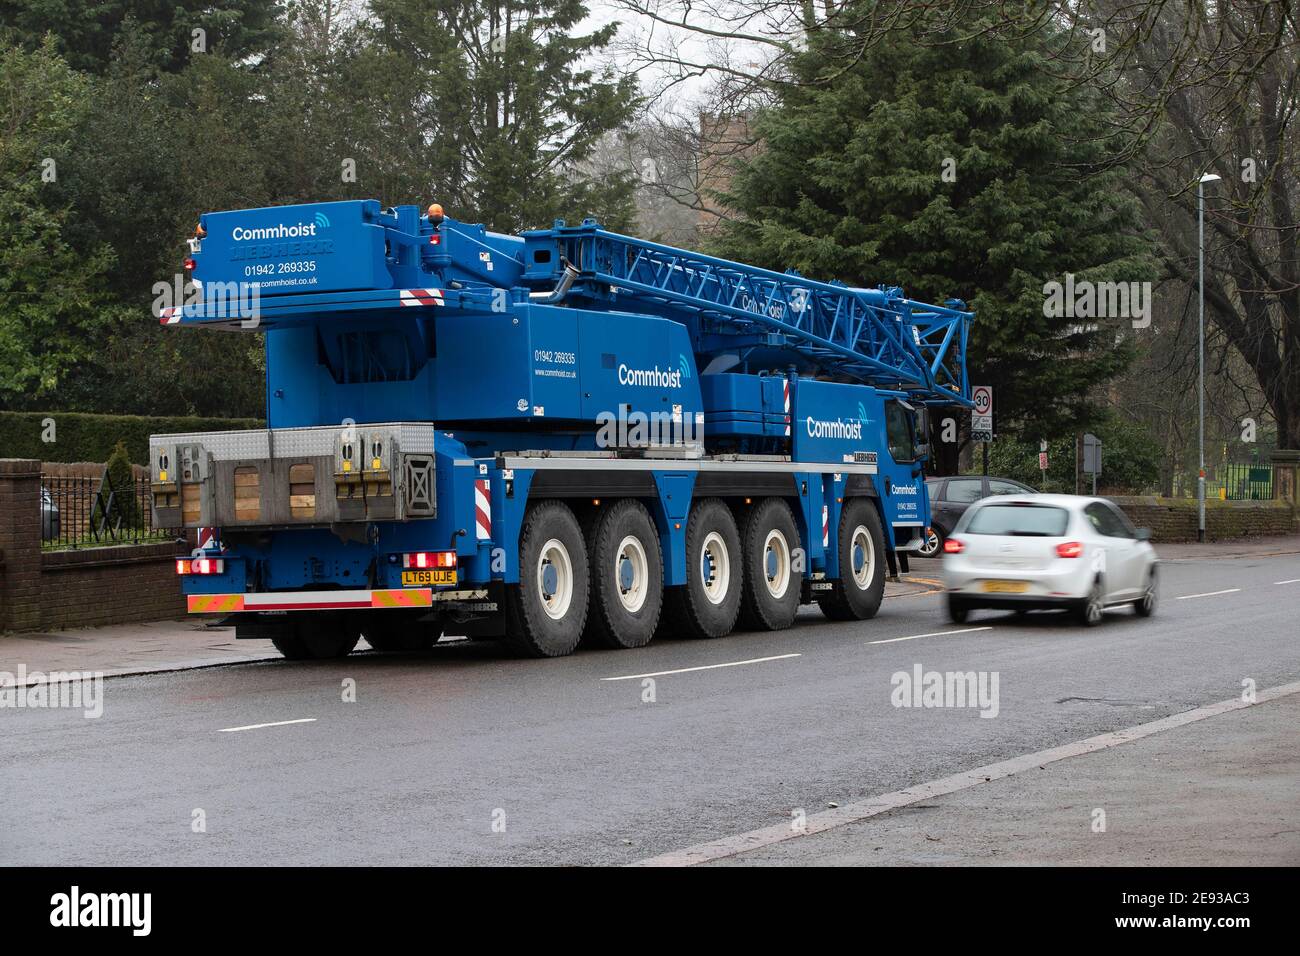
[177,558,224,575]
[402,551,456,569]
[1056,541,1084,559]
[943,538,964,554]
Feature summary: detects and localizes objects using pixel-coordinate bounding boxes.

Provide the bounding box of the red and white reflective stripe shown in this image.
[475,479,492,540]
[243,590,417,610]
[822,505,829,547]
[399,288,445,307]
[191,589,434,613]
[783,378,791,436]
[197,527,220,551]
[159,306,182,325]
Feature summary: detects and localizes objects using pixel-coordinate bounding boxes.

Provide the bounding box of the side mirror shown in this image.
[1134,528,1152,542]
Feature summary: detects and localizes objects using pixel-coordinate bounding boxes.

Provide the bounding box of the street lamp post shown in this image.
[1198,172,1220,543]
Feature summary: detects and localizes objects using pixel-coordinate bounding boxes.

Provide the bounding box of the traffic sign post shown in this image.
[1082,433,1102,496]
[971,386,993,473]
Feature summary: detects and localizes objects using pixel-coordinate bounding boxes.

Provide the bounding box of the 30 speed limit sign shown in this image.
[971,385,993,441]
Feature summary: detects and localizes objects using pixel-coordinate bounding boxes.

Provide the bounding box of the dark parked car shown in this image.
[917,475,1038,557]
[41,486,60,540]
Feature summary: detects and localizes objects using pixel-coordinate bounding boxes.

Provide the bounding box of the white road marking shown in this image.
[867,626,992,645]
[217,718,317,733]
[1175,588,1242,600]
[631,679,1300,867]
[1275,579,1300,585]
[601,654,800,681]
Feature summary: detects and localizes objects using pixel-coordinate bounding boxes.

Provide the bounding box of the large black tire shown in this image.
[504,501,590,657]
[817,498,886,622]
[737,497,802,631]
[946,596,970,624]
[363,614,439,652]
[660,497,742,639]
[583,500,664,649]
[270,614,361,660]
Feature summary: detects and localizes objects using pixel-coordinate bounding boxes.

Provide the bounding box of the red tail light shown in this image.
[183,257,197,272]
[1056,541,1084,559]
[402,551,456,569]
[177,558,224,575]
[943,538,964,554]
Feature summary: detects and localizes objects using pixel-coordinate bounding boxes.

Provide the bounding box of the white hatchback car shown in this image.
[941,494,1157,626]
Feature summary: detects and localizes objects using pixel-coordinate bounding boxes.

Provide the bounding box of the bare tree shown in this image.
[612,0,1300,448]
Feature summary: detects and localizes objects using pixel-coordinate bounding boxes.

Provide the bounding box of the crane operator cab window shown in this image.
[886,400,923,464]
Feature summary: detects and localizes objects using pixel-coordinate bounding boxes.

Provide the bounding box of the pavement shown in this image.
[0,619,277,684]
[1,535,1297,866]
[1149,533,1300,560]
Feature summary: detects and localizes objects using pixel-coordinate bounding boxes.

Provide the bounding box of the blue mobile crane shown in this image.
[151,199,972,658]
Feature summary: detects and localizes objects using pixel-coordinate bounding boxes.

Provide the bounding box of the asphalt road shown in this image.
[3,550,1298,865]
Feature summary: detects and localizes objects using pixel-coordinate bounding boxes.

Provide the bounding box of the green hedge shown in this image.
[0,411,264,465]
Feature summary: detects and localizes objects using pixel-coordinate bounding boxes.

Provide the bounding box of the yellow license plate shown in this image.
[983,580,1029,594]
[401,569,457,587]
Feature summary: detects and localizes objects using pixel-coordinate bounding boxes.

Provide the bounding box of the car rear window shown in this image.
[965,504,1069,536]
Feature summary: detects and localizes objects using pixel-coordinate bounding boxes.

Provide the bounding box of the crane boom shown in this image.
[522,219,972,405]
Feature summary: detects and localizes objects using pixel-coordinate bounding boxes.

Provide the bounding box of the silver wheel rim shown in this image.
[921,529,939,556]
[615,534,649,613]
[850,524,875,590]
[1142,581,1156,613]
[700,531,731,605]
[762,528,792,599]
[537,538,574,621]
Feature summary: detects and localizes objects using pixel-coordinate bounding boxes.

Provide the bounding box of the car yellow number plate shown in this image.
[401,569,457,587]
[983,580,1029,594]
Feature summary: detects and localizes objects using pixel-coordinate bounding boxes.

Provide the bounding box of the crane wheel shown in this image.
[270,614,361,660]
[737,497,802,631]
[661,497,742,639]
[505,501,590,657]
[583,499,664,649]
[817,498,886,622]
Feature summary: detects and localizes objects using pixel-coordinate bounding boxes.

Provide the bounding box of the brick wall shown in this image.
[40,543,187,630]
[0,458,187,633]
[1110,496,1299,543]
[0,459,43,631]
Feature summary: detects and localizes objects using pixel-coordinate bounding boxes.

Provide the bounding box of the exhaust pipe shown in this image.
[530,258,580,304]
